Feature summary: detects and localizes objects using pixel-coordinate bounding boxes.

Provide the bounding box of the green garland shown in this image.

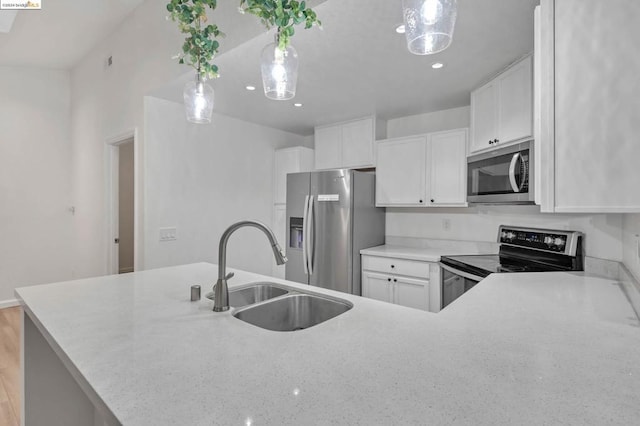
[167,0,222,80]
[167,0,321,79]
[239,0,321,50]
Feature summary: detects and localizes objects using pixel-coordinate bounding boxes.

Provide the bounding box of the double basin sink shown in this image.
[227,282,353,332]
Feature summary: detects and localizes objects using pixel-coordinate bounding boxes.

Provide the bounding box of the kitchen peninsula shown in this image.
[16,263,640,425]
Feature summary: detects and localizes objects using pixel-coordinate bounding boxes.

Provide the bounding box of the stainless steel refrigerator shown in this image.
[285,169,385,295]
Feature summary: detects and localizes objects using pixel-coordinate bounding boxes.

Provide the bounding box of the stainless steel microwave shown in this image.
[467,141,534,204]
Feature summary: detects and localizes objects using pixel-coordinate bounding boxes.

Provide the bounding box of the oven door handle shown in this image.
[439,263,485,282]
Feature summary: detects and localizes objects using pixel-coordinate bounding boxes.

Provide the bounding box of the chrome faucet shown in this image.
[213,220,288,312]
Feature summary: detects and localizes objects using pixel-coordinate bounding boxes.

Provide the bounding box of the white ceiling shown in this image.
[155,0,540,136]
[0,0,144,68]
[0,0,539,136]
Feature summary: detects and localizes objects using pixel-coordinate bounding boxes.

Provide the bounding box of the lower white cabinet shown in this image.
[361,255,434,311]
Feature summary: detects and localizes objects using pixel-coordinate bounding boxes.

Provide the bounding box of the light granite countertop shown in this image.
[360,244,489,262]
[16,263,640,425]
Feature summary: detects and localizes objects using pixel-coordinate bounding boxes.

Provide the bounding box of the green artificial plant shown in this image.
[167,0,222,80]
[239,0,321,50]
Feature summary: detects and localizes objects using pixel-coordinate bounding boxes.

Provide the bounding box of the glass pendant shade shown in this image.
[183,75,214,124]
[402,0,458,55]
[260,42,298,100]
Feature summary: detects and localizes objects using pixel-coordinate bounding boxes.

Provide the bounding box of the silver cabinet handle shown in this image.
[509,153,521,193]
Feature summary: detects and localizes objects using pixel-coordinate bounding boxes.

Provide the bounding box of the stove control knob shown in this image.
[544,236,554,246]
[554,238,565,247]
[506,232,516,240]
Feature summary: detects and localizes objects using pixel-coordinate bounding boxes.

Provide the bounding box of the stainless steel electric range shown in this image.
[439,226,584,309]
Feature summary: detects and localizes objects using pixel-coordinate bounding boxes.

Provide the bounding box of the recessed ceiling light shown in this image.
[245,85,256,91]
[431,62,444,69]
[294,103,303,107]
[395,24,405,34]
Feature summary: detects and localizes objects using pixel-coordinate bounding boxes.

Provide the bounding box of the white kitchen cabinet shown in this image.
[361,271,393,304]
[274,147,314,205]
[428,130,468,205]
[272,147,314,278]
[376,129,467,207]
[314,116,386,170]
[470,55,533,155]
[376,136,426,206]
[537,0,640,213]
[361,255,432,311]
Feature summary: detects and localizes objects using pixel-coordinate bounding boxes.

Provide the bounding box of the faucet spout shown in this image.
[213,220,288,312]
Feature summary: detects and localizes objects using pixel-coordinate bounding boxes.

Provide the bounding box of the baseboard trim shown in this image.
[0,298,19,309]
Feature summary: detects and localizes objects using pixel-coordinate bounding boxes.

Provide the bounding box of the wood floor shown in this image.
[0,307,20,426]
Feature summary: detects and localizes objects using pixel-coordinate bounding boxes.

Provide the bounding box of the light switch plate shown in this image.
[159,227,177,242]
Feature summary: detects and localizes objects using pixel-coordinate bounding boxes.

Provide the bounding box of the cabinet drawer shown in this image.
[362,256,430,278]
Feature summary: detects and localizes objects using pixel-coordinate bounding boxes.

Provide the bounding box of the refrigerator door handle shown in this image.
[306,195,314,276]
[302,195,310,275]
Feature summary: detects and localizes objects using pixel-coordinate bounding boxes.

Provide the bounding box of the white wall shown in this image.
[144,97,305,274]
[69,0,268,279]
[622,214,640,280]
[0,67,73,302]
[387,206,623,261]
[387,106,471,138]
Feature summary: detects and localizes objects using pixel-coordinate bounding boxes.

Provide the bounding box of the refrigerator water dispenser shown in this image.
[289,217,303,249]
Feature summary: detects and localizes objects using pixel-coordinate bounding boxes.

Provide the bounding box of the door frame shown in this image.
[105,129,139,275]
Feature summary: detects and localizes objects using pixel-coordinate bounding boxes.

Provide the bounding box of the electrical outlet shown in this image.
[159,227,177,242]
[442,218,451,231]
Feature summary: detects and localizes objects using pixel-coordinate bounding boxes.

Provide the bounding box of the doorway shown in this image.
[117,140,135,273]
[107,133,137,275]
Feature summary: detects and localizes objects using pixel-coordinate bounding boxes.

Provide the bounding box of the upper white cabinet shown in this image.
[376,128,468,207]
[274,147,314,205]
[314,116,386,170]
[537,0,640,212]
[470,55,533,155]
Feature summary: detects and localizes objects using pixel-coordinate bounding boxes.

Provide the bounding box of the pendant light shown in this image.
[402,0,458,55]
[260,30,299,100]
[183,71,214,124]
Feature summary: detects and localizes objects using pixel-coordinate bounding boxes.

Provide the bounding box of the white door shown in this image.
[470,81,498,154]
[375,137,426,206]
[394,276,429,311]
[498,56,533,144]
[362,271,393,303]
[428,130,467,206]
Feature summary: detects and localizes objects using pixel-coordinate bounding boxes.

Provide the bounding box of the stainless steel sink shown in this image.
[233,293,353,331]
[228,282,289,308]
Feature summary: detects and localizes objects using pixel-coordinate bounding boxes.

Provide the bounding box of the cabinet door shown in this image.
[314,125,342,170]
[362,271,393,303]
[549,0,640,212]
[271,204,287,278]
[428,130,467,206]
[341,118,374,168]
[470,81,498,154]
[375,137,426,206]
[498,55,533,144]
[394,276,429,311]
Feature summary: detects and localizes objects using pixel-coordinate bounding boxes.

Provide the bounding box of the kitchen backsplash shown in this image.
[386,205,623,262]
